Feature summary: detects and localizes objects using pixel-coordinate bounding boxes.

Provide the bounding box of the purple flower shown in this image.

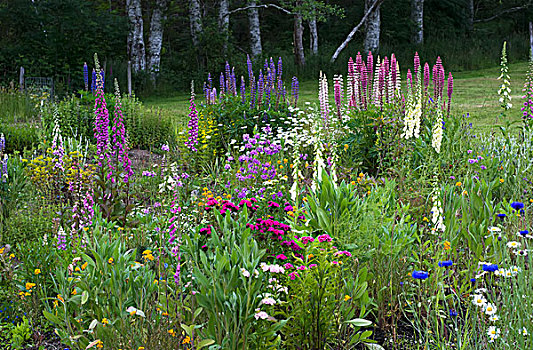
[317,234,332,243]
[185,86,199,152]
[161,144,170,152]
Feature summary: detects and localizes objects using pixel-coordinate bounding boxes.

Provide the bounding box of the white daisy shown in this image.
[489,315,500,322]
[487,326,500,342]
[472,294,487,307]
[507,241,521,249]
[523,327,529,336]
[484,303,497,316]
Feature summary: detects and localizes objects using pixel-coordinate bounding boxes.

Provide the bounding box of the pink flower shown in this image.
[317,234,332,243]
[309,264,317,268]
[276,254,287,260]
[334,250,352,257]
[288,272,299,280]
[297,265,307,271]
[300,236,315,245]
[254,310,269,320]
[284,263,294,269]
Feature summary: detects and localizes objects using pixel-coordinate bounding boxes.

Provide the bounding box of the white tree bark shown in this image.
[148,0,168,79]
[309,16,318,55]
[364,0,380,53]
[218,0,230,52]
[411,0,424,45]
[294,13,305,66]
[467,0,474,34]
[126,0,146,72]
[189,0,203,47]
[248,0,262,57]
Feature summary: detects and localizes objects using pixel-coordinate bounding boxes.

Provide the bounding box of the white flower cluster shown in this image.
[430,190,445,233]
[403,100,422,139]
[498,42,512,110]
[431,106,444,154]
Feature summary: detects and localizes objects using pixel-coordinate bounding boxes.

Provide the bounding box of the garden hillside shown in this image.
[1,44,533,350]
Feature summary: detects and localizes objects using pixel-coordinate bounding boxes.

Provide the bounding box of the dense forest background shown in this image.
[0,0,531,96]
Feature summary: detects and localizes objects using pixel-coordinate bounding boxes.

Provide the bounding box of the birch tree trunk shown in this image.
[126,0,146,72]
[218,0,230,53]
[294,13,305,66]
[309,16,318,55]
[467,0,474,34]
[148,0,168,80]
[189,0,203,47]
[364,0,380,53]
[411,0,424,45]
[248,0,262,57]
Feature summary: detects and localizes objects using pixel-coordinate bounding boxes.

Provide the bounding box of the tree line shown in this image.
[0,0,530,94]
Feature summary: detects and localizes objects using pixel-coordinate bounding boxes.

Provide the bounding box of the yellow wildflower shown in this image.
[71,289,77,295]
[344,295,352,301]
[168,329,176,337]
[108,257,114,264]
[182,336,191,344]
[34,269,41,275]
[25,282,36,290]
[443,241,451,250]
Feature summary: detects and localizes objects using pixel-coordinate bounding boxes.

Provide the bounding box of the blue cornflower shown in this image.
[470,278,476,283]
[482,264,498,272]
[449,310,458,317]
[496,213,506,220]
[520,230,529,236]
[511,202,524,211]
[438,260,453,267]
[412,270,429,280]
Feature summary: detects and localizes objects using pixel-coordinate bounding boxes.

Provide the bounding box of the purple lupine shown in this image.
[101,69,105,92]
[423,62,430,94]
[113,80,133,182]
[56,227,67,251]
[207,73,213,89]
[432,63,438,99]
[291,76,299,107]
[0,134,5,153]
[93,56,110,168]
[249,75,256,108]
[91,69,96,94]
[83,62,89,91]
[257,70,264,107]
[360,62,367,109]
[390,54,398,99]
[438,58,445,101]
[414,52,420,84]
[334,75,343,119]
[185,85,199,152]
[240,76,246,104]
[347,57,356,107]
[219,72,225,97]
[447,72,453,115]
[247,55,254,85]
[230,67,237,95]
[225,61,231,93]
[367,51,374,96]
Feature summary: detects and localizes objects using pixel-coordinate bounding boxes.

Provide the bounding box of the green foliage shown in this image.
[10,316,31,349]
[44,230,159,349]
[0,155,29,240]
[0,125,39,154]
[41,92,175,150]
[279,238,372,349]
[184,209,286,349]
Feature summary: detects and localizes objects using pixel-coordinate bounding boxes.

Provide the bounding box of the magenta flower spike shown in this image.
[360,62,367,109]
[407,69,412,89]
[367,51,374,95]
[113,79,133,182]
[423,62,430,93]
[414,52,420,83]
[93,54,110,168]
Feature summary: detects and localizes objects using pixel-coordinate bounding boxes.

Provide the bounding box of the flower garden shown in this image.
[1,45,533,350]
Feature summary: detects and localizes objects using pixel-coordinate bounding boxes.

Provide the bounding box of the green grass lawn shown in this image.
[142,61,530,131]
